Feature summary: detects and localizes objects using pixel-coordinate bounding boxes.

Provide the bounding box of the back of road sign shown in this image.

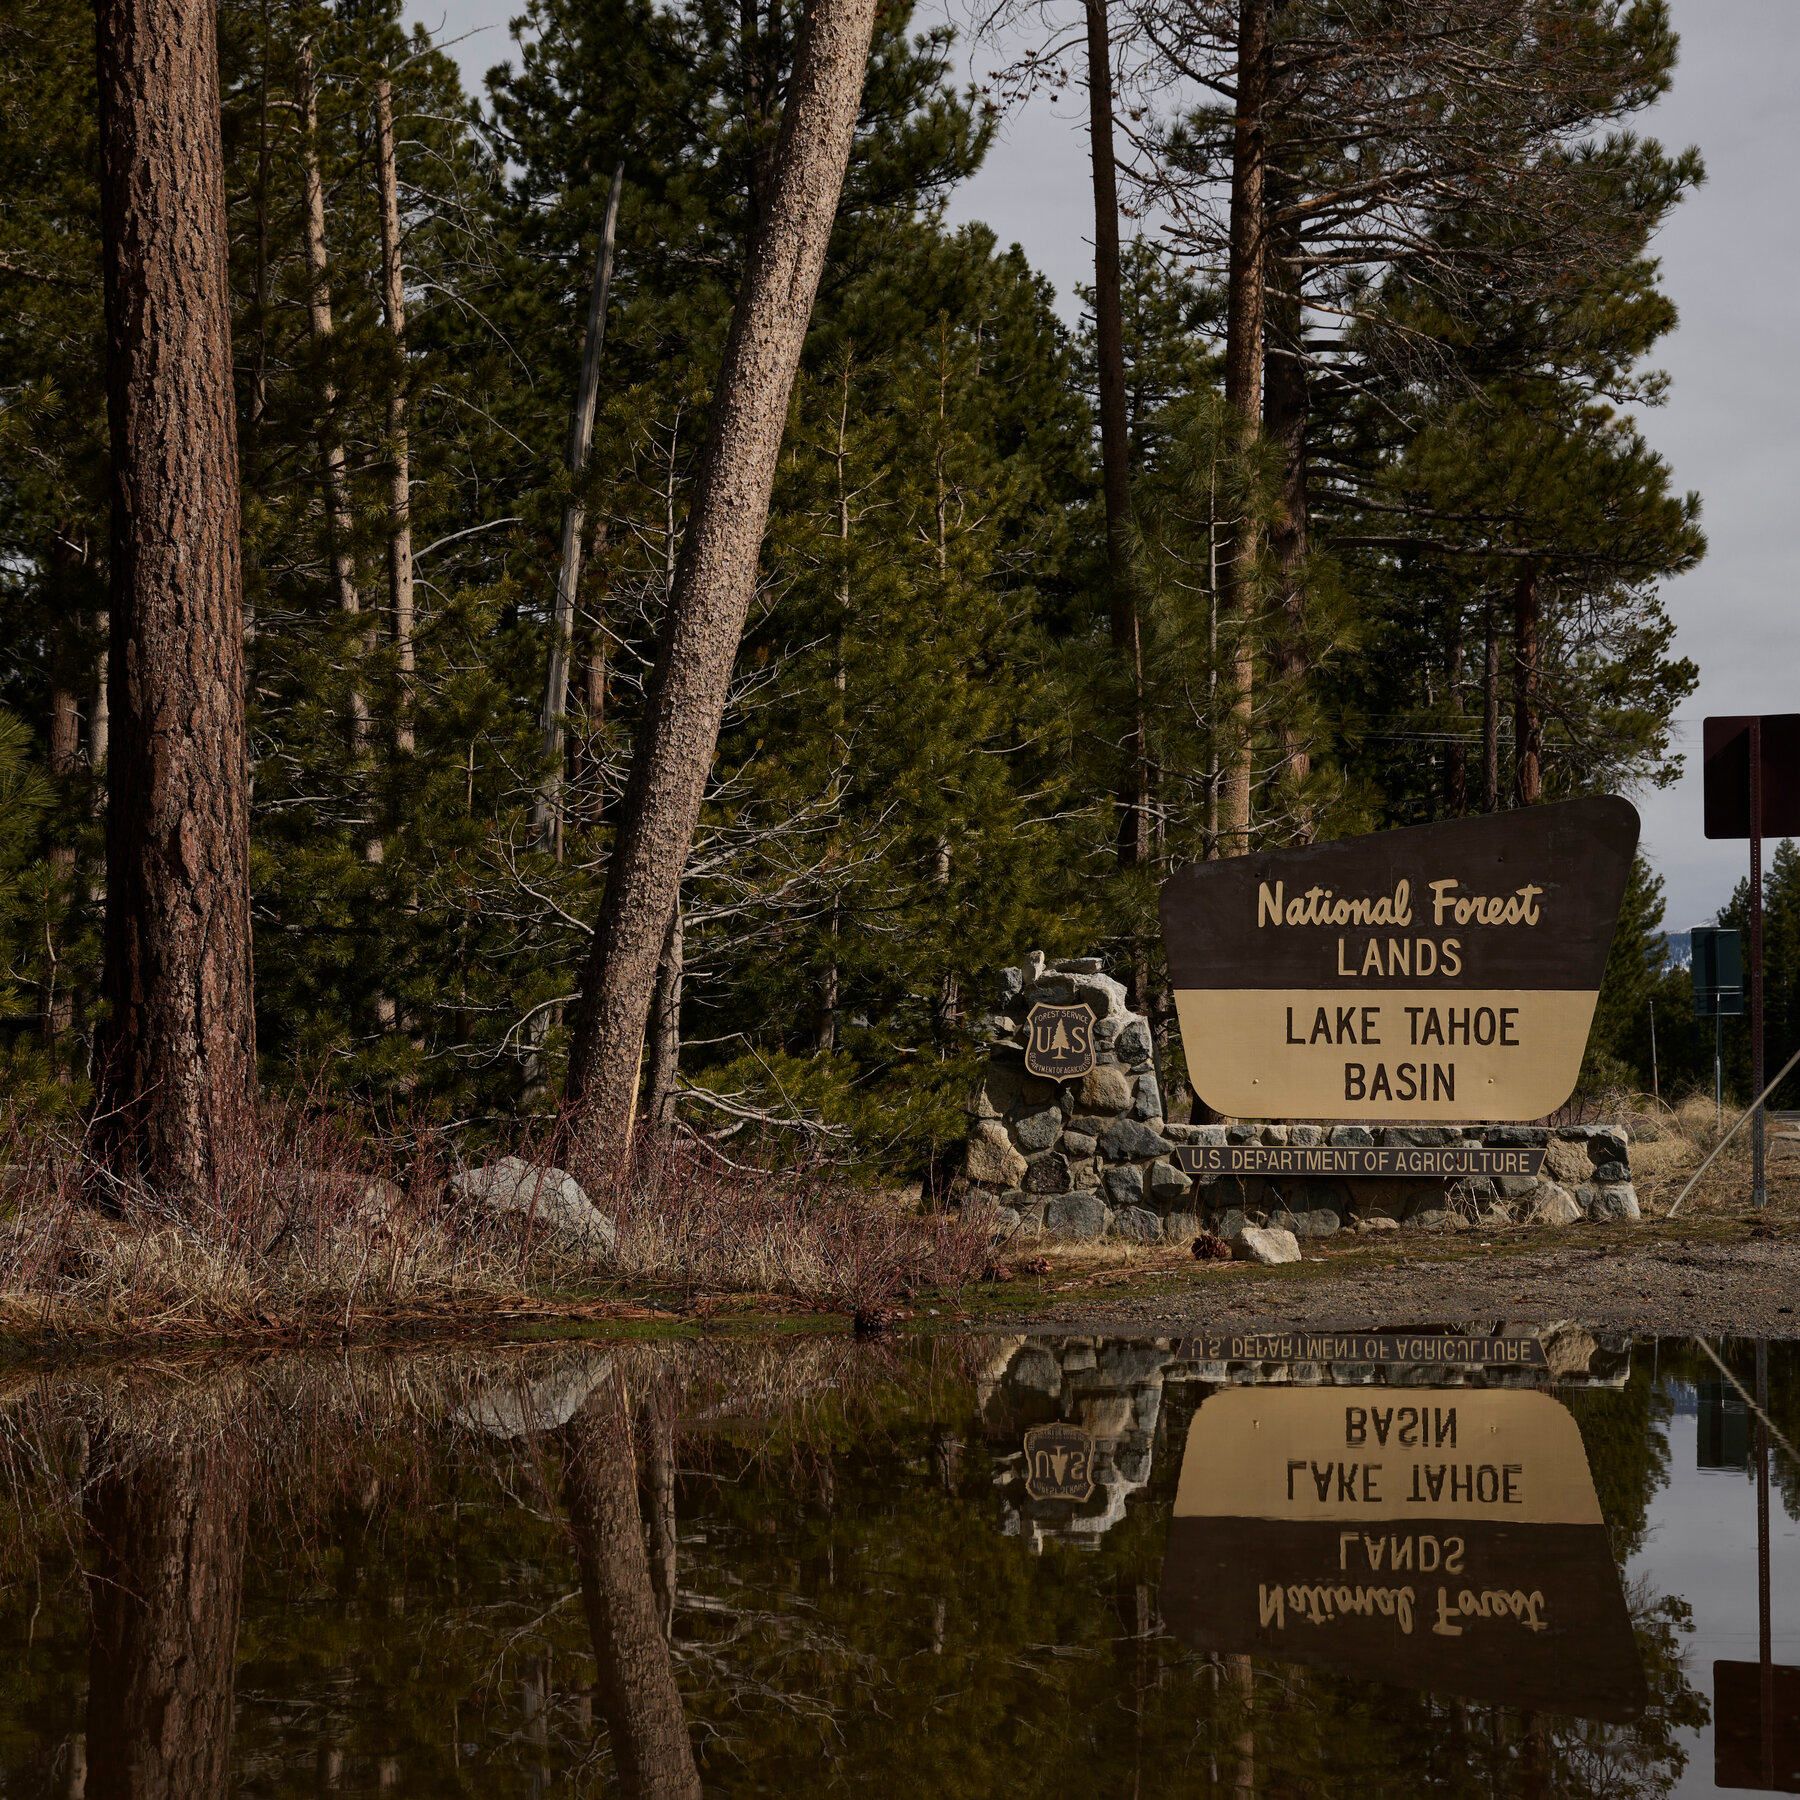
[1703,715,1800,839]
[1690,924,1744,1019]
[1158,796,1639,1121]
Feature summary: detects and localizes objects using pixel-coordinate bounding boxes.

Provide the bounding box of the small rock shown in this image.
[1408,1208,1455,1232]
[1496,1173,1539,1199]
[1148,1159,1191,1202]
[997,966,1023,1005]
[1289,1124,1325,1146]
[1023,950,1047,986]
[1476,1205,1514,1229]
[1354,1215,1399,1234]
[1013,1106,1063,1152]
[1260,1124,1289,1145]
[1112,1206,1162,1243]
[1484,1125,1549,1148]
[1132,1075,1164,1121]
[1226,1122,1262,1145]
[1542,1140,1590,1186]
[1044,1192,1109,1240]
[1212,1207,1247,1241]
[1078,1065,1134,1115]
[1101,1117,1169,1162]
[1058,1130,1097,1161]
[451,1158,617,1254]
[1102,1165,1144,1206]
[1023,1152,1073,1196]
[1178,1124,1228,1146]
[1115,1017,1153,1062]
[1328,1125,1374,1148]
[1232,1224,1301,1265]
[1592,1159,1631,1185]
[1528,1183,1583,1226]
[1055,956,1105,976]
[1163,1211,1201,1242]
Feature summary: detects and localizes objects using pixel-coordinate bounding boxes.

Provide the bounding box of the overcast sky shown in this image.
[413,0,1799,931]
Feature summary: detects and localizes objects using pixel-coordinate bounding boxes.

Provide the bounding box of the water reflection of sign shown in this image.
[1023,1003,1096,1082]
[1159,1387,1646,1720]
[1023,1423,1095,1501]
[1157,796,1638,1120]
[1714,1661,1800,1792]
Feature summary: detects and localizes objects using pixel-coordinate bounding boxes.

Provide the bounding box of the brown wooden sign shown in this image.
[1157,797,1639,1120]
[1174,1144,1546,1180]
[1023,1001,1096,1082]
[1158,1387,1645,1720]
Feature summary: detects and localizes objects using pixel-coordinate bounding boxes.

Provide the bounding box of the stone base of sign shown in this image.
[965,954,1639,1242]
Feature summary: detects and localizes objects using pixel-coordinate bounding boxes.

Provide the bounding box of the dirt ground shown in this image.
[970,1106,1800,1339]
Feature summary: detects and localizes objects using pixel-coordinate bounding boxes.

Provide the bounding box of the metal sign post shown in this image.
[1703,713,1800,1209]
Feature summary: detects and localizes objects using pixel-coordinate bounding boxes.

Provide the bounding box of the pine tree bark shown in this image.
[42,545,80,1045]
[641,904,683,1137]
[1264,207,1310,832]
[1512,562,1542,804]
[94,0,258,1202]
[565,0,879,1173]
[1220,0,1271,856]
[560,1374,700,1800]
[374,75,415,757]
[83,1425,250,1800]
[1445,613,1468,817]
[1084,0,1146,867]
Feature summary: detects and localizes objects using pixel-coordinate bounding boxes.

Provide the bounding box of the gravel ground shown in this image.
[981,1230,1800,1338]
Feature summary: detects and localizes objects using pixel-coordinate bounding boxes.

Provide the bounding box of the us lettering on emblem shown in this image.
[1023,1423,1095,1502]
[1024,1002,1097,1082]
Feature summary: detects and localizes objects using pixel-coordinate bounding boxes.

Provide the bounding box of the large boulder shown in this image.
[1045,1192,1109,1240]
[1111,1206,1162,1243]
[451,1157,617,1254]
[1102,1164,1144,1207]
[1232,1224,1301,1265]
[1582,1182,1641,1223]
[1100,1117,1169,1162]
[1071,971,1129,1021]
[1077,1066,1134,1115]
[1013,1105,1063,1152]
[1542,1139,1590,1186]
[967,1122,1028,1188]
[1022,1151,1073,1196]
[1148,1159,1192,1203]
[1527,1182,1583,1226]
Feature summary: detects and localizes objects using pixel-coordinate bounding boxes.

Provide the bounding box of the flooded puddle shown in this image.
[1,1329,1795,1796]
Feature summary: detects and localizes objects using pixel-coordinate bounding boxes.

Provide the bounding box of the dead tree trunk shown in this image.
[1220,0,1271,856]
[1084,0,1146,867]
[374,74,414,756]
[297,40,364,746]
[560,1374,701,1800]
[1512,563,1542,804]
[94,0,258,1202]
[565,0,879,1174]
[640,904,683,1138]
[536,163,624,853]
[1482,592,1500,813]
[83,1425,250,1800]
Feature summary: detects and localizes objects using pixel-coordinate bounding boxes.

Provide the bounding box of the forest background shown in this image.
[2,0,1790,1181]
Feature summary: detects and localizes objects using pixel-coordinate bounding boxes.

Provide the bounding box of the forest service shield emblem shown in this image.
[1023,1001,1096,1081]
[1023,1423,1095,1502]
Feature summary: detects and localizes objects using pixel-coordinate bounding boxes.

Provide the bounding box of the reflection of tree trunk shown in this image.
[560,1376,700,1799]
[1521,1709,1547,1800]
[1229,1653,1255,1798]
[83,1429,249,1800]
[640,1371,679,1639]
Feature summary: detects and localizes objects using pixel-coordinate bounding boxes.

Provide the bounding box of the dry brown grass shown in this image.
[0,1103,998,1343]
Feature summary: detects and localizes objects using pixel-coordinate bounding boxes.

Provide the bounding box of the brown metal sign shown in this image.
[1174,1144,1546,1180]
[1158,1387,1645,1720]
[1157,797,1638,1120]
[1023,1423,1095,1502]
[1023,1001,1096,1082]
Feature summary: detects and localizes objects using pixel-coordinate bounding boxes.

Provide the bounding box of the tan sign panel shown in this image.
[1158,797,1639,1119]
[1159,1385,1645,1719]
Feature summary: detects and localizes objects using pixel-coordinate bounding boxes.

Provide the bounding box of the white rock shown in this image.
[1353,1215,1400,1234]
[1232,1224,1301,1264]
[451,1156,617,1254]
[1527,1182,1583,1227]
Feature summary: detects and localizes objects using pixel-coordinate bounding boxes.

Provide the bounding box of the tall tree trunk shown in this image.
[1084,0,1146,867]
[374,75,415,757]
[42,543,80,1047]
[1512,562,1542,805]
[1220,0,1271,856]
[1263,208,1310,835]
[1445,611,1468,817]
[580,521,611,827]
[537,163,624,851]
[94,0,258,1202]
[565,0,879,1174]
[1482,592,1500,813]
[641,904,683,1137]
[559,1374,701,1800]
[83,1426,250,1800]
[296,40,364,747]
